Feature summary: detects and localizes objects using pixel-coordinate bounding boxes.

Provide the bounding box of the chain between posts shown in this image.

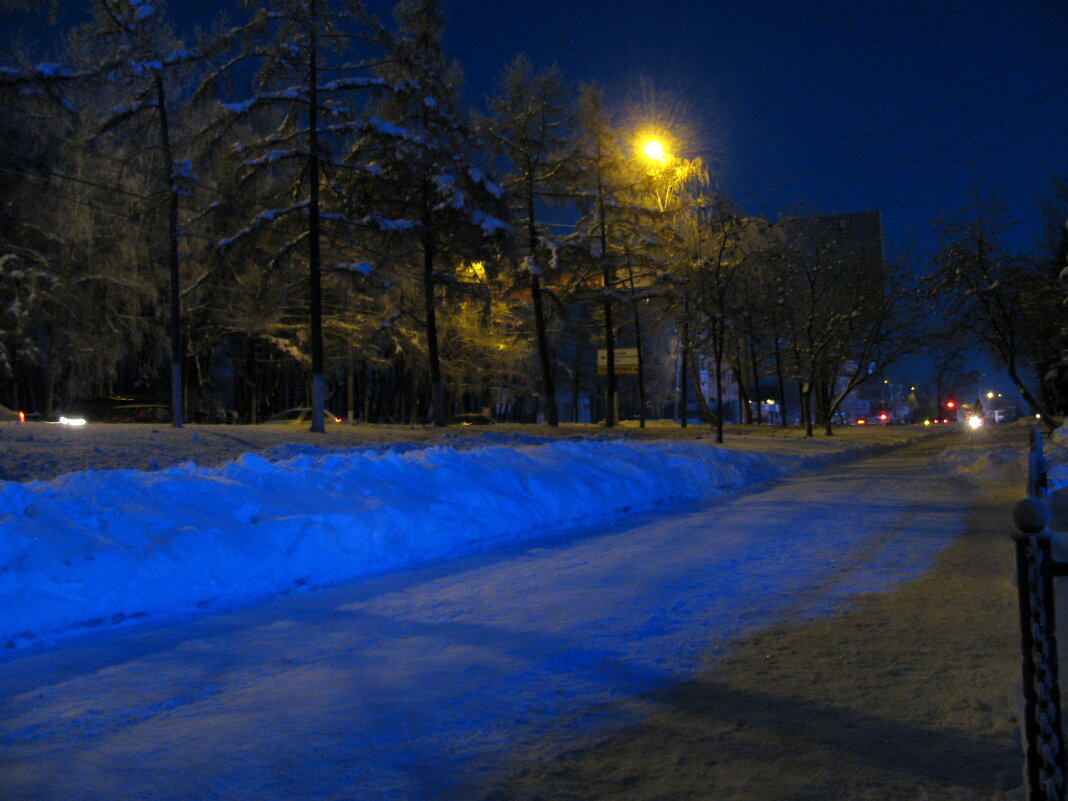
[1012,427,1063,801]
[1016,428,1064,801]
[1016,532,1067,800]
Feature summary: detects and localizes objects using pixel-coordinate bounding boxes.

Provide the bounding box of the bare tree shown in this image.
[931,195,1062,429]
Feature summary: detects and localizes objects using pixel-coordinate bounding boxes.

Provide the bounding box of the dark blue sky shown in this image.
[438,0,1067,260]
[5,0,1067,260]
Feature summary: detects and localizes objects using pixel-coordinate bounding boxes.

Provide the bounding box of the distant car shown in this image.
[98,404,172,423]
[450,413,495,426]
[857,412,892,426]
[262,407,345,425]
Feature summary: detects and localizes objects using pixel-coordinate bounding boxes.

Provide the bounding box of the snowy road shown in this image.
[0,434,976,800]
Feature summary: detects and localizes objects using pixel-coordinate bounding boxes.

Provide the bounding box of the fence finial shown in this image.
[1016,498,1051,534]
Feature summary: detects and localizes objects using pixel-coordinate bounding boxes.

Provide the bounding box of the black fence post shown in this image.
[1015,497,1067,801]
[1031,426,1050,500]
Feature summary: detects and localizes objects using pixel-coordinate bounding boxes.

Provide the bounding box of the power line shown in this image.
[0,162,151,200]
[0,168,161,224]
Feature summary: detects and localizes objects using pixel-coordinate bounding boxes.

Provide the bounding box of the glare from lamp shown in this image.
[642,138,665,162]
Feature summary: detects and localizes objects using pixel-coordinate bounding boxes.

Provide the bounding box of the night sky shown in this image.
[445,0,1068,261]
[4,0,1066,259]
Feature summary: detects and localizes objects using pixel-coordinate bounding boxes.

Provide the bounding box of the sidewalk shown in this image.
[482,429,1030,800]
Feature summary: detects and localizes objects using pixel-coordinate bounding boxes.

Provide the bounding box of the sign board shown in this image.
[597,347,639,375]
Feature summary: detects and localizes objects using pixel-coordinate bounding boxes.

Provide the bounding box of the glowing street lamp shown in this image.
[641,137,666,162]
[633,130,705,214]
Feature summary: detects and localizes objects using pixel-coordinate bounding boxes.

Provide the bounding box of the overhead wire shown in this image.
[0,166,162,224]
[0,161,152,200]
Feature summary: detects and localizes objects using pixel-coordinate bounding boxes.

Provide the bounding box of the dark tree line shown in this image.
[1,1,1062,432]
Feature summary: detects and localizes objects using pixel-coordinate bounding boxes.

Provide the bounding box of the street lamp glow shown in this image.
[641,138,666,162]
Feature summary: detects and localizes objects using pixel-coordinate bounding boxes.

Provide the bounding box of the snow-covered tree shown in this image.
[64,0,205,427]
[570,84,630,427]
[482,55,576,426]
[0,10,182,414]
[0,253,48,409]
[354,0,508,427]
[197,0,389,432]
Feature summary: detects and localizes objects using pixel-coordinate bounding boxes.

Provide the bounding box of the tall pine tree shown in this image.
[357,0,508,427]
[483,55,574,426]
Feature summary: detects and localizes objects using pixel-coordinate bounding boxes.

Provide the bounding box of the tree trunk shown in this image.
[800,380,814,437]
[737,358,753,424]
[423,231,447,427]
[773,334,788,427]
[306,7,326,433]
[679,320,689,429]
[690,349,717,430]
[632,300,646,428]
[346,349,355,422]
[363,362,372,423]
[154,72,183,429]
[1007,358,1061,430]
[526,183,558,426]
[713,346,725,443]
[595,137,616,427]
[749,334,762,424]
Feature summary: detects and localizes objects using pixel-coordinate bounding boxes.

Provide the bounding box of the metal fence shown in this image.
[1014,426,1065,800]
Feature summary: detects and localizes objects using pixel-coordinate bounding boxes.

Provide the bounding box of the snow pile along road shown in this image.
[0,437,847,650]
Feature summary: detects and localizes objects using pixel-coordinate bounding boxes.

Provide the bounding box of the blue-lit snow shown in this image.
[0,438,804,648]
[0,425,1059,654]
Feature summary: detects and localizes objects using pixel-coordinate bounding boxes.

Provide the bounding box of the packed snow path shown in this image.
[1,434,985,800]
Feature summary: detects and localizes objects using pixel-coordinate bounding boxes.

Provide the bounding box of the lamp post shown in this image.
[632,133,709,433]
[630,134,672,429]
[635,132,708,430]
[597,132,676,429]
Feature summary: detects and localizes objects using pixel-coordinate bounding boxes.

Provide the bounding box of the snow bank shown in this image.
[0,438,830,650]
[936,443,1026,479]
